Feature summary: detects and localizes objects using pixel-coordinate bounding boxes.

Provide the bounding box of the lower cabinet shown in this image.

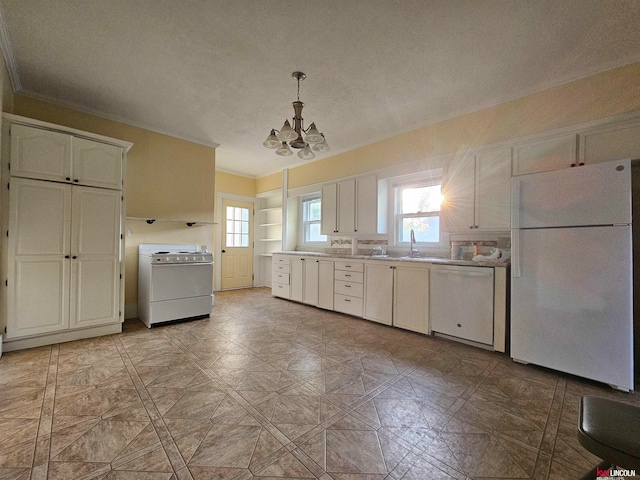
[334,260,364,316]
[290,256,320,305]
[363,264,394,325]
[318,260,334,310]
[272,254,505,351]
[363,263,429,333]
[393,265,429,334]
[272,255,291,299]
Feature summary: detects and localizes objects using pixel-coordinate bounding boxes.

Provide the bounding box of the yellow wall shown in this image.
[215,171,256,198]
[256,171,282,194]
[9,95,216,308]
[285,61,640,189]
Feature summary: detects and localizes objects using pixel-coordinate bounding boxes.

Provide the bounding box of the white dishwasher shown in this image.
[429,265,494,346]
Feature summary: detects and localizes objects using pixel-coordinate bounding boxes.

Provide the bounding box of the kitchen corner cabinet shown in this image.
[10,123,123,190]
[1,114,130,350]
[321,175,385,235]
[442,147,511,232]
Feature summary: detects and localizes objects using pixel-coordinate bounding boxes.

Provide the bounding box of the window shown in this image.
[226,206,250,247]
[301,196,328,244]
[396,182,442,243]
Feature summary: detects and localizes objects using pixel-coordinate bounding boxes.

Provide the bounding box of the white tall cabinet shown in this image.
[1,114,132,351]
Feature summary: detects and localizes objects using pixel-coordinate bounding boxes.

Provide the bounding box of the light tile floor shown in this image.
[1,287,639,480]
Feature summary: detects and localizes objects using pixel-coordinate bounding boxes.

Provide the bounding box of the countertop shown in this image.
[271,251,510,268]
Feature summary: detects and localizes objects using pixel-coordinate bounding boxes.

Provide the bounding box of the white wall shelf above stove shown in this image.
[126,217,217,227]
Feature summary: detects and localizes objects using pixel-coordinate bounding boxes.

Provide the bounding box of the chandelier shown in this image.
[263,71,329,160]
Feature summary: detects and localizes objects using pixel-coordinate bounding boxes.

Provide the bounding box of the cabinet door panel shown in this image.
[363,264,393,325]
[512,134,577,176]
[70,187,121,328]
[73,137,123,190]
[8,256,70,338]
[337,179,356,234]
[321,183,337,235]
[10,124,72,182]
[355,175,377,233]
[10,178,71,256]
[72,187,121,256]
[318,260,334,310]
[442,155,475,232]
[303,259,319,306]
[70,256,119,328]
[581,124,640,165]
[393,266,429,334]
[290,257,304,302]
[475,148,511,230]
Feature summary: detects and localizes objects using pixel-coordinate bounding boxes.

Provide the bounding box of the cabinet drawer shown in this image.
[272,272,290,285]
[334,261,364,272]
[334,270,363,283]
[335,280,363,298]
[273,255,289,265]
[273,263,290,274]
[272,283,290,299]
[334,294,363,317]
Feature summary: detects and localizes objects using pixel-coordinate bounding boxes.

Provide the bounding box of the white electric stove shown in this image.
[138,244,213,327]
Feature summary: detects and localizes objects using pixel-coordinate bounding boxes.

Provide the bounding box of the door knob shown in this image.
[221,250,226,253]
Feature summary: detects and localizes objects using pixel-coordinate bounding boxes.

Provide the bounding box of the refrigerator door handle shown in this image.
[512,229,521,278]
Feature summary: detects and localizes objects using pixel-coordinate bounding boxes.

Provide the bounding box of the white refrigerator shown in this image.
[511,158,634,391]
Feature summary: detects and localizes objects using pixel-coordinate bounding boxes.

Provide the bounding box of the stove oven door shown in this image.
[150,263,213,301]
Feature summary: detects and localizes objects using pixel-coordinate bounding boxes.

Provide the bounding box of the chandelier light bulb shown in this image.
[297,144,316,160]
[275,141,294,156]
[304,123,323,144]
[312,134,330,152]
[277,119,298,142]
[263,129,281,149]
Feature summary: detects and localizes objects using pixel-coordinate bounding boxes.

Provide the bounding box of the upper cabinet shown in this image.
[580,123,640,165]
[321,174,386,235]
[512,121,640,176]
[442,147,511,232]
[512,134,578,176]
[11,124,123,190]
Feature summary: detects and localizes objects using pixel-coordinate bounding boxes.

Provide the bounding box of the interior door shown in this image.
[221,199,254,289]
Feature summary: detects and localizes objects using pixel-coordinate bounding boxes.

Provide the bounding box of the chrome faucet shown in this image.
[410,229,420,257]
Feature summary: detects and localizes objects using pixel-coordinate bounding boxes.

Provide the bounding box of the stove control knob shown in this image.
[165,257,170,262]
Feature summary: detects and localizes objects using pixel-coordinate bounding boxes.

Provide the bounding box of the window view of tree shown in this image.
[398,184,441,243]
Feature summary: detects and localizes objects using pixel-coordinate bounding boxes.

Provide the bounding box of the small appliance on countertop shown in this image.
[138,244,214,328]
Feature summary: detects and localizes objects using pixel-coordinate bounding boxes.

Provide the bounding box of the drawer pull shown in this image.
[344,298,351,302]
[457,323,461,327]
[344,284,351,288]
[345,274,351,277]
[345,265,352,268]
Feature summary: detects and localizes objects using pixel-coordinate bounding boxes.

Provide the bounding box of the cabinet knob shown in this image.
[469,226,473,229]
[570,163,576,167]
[65,255,70,259]
[65,177,71,181]
[579,162,584,166]
[72,256,77,259]
[73,179,79,183]
[457,323,461,328]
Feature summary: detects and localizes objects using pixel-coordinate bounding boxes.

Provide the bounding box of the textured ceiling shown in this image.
[2,1,640,178]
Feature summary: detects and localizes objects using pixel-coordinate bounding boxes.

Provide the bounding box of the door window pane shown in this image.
[225,206,250,247]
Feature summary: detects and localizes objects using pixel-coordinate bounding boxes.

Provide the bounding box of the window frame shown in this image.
[393,178,443,246]
[299,194,329,246]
